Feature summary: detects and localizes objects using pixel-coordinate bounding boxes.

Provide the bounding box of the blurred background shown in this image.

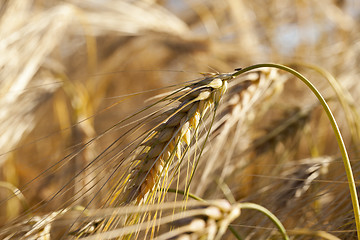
[1,0,360,238]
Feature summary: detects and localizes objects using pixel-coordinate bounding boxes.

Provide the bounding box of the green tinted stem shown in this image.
[233,63,360,239]
[239,202,289,240]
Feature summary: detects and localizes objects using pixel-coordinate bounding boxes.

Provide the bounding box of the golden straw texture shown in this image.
[121,73,234,204]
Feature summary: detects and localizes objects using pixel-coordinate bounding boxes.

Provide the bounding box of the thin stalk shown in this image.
[294,62,360,151]
[233,63,360,239]
[165,188,205,202]
[228,225,244,240]
[239,202,289,240]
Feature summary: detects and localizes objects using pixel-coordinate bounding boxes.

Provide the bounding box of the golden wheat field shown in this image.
[1,0,360,239]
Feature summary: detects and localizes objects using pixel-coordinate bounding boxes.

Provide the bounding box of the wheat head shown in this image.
[119,72,236,204]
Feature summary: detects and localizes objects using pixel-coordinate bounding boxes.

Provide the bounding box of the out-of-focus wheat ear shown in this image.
[194,69,288,196]
[0,4,73,167]
[274,156,333,208]
[118,73,234,205]
[157,200,240,240]
[251,103,316,156]
[0,206,104,239]
[0,208,69,239]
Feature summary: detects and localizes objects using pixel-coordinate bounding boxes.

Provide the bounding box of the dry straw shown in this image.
[1,1,360,239]
[2,64,355,239]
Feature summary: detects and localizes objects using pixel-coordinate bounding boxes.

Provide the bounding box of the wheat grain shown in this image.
[120,73,235,204]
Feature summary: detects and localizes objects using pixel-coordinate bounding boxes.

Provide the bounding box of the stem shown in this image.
[233,63,360,239]
[228,225,244,240]
[239,202,289,240]
[166,188,205,202]
[294,62,360,152]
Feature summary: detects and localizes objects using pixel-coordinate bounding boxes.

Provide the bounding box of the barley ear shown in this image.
[120,73,235,204]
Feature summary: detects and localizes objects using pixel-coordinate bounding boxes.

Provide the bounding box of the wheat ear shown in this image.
[157,200,240,240]
[121,72,235,204]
